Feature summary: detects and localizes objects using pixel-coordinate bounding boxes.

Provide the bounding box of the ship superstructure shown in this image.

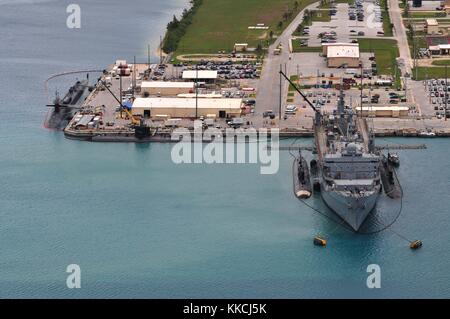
[280,71,383,231]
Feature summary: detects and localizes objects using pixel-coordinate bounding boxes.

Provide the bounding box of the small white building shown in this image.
[141,81,195,96]
[132,98,242,119]
[234,43,249,52]
[182,70,218,83]
[426,19,439,35]
[429,44,450,55]
[322,43,360,68]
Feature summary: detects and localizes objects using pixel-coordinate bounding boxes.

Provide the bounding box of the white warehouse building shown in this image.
[132,98,242,119]
[182,70,218,83]
[322,43,360,68]
[140,81,195,96]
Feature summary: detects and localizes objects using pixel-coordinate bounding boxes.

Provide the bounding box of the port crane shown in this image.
[99,79,141,126]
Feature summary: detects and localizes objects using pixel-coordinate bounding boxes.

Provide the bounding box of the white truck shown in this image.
[204,118,215,127]
[165,118,182,128]
[228,117,244,128]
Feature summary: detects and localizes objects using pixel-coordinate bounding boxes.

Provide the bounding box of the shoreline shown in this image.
[58,1,450,143]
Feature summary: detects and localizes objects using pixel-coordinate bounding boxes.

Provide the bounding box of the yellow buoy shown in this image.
[409,240,423,250]
[313,236,327,247]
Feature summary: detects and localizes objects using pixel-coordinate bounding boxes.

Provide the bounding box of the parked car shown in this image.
[285,105,298,114]
[263,110,276,119]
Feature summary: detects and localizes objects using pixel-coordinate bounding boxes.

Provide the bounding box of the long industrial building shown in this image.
[356,106,409,118]
[131,98,242,119]
[141,81,195,96]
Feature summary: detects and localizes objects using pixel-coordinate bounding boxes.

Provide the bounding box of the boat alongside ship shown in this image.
[388,152,400,166]
[314,91,383,231]
[282,71,408,232]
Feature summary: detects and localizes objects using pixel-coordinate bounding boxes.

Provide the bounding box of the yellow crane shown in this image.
[120,105,141,126]
[100,79,141,126]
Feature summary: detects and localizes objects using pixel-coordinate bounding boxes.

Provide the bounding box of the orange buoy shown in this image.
[313,236,327,247]
[409,240,423,250]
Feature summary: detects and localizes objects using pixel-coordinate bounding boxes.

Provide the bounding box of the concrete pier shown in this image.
[63,62,450,142]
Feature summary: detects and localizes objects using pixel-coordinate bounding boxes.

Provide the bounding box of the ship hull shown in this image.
[321,185,380,231]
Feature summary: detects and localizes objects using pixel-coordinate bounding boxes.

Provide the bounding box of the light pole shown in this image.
[359,62,363,117]
[279,64,282,121]
[444,65,448,121]
[195,63,198,119]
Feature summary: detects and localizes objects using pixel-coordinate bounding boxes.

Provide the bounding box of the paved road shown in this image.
[388,0,412,75]
[255,2,320,123]
[387,0,422,113]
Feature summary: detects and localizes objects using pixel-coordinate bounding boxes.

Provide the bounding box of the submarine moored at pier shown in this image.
[45,76,91,130]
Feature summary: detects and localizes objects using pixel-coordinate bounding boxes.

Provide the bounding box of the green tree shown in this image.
[256,43,263,54]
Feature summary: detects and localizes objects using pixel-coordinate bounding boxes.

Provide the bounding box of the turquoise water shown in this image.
[1,0,450,298]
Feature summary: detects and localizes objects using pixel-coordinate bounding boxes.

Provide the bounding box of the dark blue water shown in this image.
[1,1,449,298]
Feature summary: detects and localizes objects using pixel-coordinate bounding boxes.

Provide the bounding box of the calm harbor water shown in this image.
[0,0,449,298]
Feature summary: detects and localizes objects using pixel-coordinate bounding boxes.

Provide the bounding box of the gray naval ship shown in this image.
[281,71,386,231]
[313,90,382,231]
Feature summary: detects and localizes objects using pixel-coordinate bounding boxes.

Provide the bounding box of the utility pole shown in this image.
[119,74,123,108]
[394,62,398,91]
[404,76,408,116]
[160,36,163,65]
[195,63,198,119]
[316,69,320,88]
[133,55,136,99]
[148,44,151,70]
[444,65,448,121]
[360,63,363,117]
[279,64,282,121]
[415,41,418,80]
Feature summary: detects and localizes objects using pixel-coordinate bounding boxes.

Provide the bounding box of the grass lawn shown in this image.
[407,19,450,26]
[408,35,428,57]
[292,40,322,52]
[358,38,400,86]
[406,11,447,19]
[432,60,450,66]
[412,67,450,80]
[318,0,353,8]
[310,10,331,23]
[174,0,317,55]
[380,0,393,37]
[289,75,299,91]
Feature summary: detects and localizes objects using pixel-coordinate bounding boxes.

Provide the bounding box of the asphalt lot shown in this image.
[287,52,375,78]
[255,2,320,118]
[300,2,384,47]
[411,79,450,119]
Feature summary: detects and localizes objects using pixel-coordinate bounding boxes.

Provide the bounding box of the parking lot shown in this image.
[422,79,450,119]
[298,0,385,47]
[288,52,376,78]
[149,60,260,83]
